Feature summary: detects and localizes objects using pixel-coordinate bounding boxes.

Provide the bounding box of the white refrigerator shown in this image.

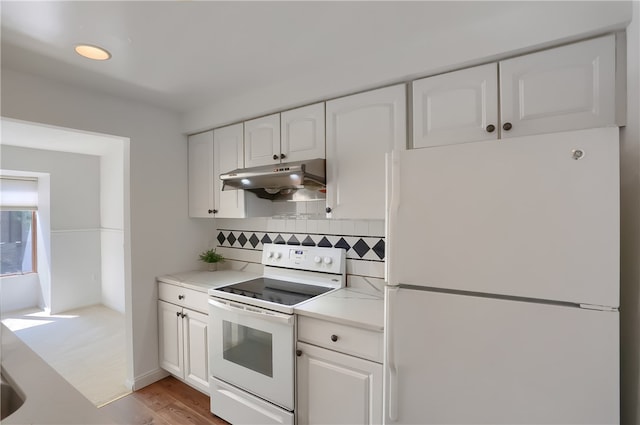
[384,127,620,424]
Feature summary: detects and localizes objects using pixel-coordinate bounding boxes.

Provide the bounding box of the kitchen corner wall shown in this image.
[214,215,386,293]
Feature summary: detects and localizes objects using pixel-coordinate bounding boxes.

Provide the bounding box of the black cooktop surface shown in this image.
[213,277,334,306]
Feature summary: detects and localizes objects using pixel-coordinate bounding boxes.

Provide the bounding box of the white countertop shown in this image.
[1,324,115,424]
[294,287,384,332]
[157,270,260,292]
[158,270,385,332]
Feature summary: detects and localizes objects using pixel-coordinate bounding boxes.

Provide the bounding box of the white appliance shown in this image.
[384,127,620,424]
[208,243,346,425]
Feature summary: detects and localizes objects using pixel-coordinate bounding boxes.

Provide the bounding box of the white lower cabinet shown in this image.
[182,308,209,391]
[158,284,209,394]
[297,316,383,425]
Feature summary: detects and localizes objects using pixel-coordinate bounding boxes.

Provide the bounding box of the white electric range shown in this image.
[207,243,346,425]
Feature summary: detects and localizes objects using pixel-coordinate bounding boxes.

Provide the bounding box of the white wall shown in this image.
[100,144,126,313]
[0,274,40,312]
[0,146,102,314]
[0,68,218,388]
[100,229,124,313]
[183,1,632,133]
[50,229,101,313]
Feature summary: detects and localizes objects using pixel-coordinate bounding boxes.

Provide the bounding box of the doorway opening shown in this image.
[0,117,133,406]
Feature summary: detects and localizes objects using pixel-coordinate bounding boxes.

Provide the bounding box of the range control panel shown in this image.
[261,243,346,275]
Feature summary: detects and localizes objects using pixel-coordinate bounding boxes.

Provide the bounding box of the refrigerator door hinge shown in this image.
[579,303,617,312]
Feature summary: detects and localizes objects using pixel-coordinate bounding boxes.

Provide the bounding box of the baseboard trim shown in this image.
[128,368,169,391]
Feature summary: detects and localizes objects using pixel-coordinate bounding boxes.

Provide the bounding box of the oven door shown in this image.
[208,297,295,410]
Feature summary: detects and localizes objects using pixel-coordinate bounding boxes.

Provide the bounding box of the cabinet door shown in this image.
[188,131,214,218]
[244,113,281,167]
[158,300,183,377]
[326,84,406,219]
[500,34,616,139]
[213,123,246,218]
[183,309,209,393]
[297,342,383,425]
[281,103,326,162]
[412,63,499,148]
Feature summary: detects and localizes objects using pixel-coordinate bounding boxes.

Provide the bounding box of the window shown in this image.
[0,210,37,275]
[1,176,39,276]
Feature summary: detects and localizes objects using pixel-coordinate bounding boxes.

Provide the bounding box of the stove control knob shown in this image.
[274,252,282,259]
[323,256,332,265]
[314,256,322,264]
[267,251,274,258]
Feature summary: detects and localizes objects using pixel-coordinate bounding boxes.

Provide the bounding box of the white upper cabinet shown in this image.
[245,103,325,168]
[188,130,215,218]
[412,63,499,148]
[188,125,245,218]
[499,34,616,139]
[412,34,619,148]
[213,123,245,218]
[244,113,281,168]
[281,103,325,162]
[326,84,406,219]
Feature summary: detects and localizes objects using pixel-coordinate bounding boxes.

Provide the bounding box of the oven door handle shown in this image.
[209,298,294,326]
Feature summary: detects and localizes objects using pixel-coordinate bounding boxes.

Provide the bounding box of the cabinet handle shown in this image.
[296,349,302,357]
[208,209,218,214]
[181,313,186,319]
[178,295,185,300]
[176,311,181,317]
[273,154,279,160]
[280,153,286,159]
[325,207,332,213]
[330,334,339,342]
[502,122,513,131]
[486,124,495,133]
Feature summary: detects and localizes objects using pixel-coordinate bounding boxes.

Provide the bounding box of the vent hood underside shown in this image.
[220,158,326,201]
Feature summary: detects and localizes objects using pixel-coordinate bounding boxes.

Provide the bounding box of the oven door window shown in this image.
[209,298,295,410]
[222,320,273,377]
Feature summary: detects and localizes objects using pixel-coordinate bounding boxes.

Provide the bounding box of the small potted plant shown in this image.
[199,248,225,271]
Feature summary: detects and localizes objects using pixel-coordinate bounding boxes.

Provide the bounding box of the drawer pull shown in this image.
[178,295,185,300]
[330,334,339,342]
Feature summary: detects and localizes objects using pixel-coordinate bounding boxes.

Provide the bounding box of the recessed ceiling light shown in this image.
[74,44,111,61]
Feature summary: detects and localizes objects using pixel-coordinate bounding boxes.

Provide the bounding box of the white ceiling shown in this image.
[1,0,523,115]
[1,1,632,136]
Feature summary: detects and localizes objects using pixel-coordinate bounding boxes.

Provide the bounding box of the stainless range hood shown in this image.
[220,158,326,201]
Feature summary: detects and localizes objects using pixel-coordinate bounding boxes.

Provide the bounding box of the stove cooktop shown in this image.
[213,277,334,307]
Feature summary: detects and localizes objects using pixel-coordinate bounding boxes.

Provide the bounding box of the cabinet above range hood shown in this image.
[220,158,326,201]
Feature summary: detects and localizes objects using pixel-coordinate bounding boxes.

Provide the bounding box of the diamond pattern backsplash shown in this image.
[216,229,385,261]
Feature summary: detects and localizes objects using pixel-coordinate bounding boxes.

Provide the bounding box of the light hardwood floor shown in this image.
[101,376,229,425]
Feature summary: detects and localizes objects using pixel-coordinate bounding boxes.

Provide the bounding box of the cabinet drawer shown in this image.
[297,316,383,363]
[158,282,208,313]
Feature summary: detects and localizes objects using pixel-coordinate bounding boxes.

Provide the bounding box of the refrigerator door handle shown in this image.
[385,286,399,422]
[386,150,401,285]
